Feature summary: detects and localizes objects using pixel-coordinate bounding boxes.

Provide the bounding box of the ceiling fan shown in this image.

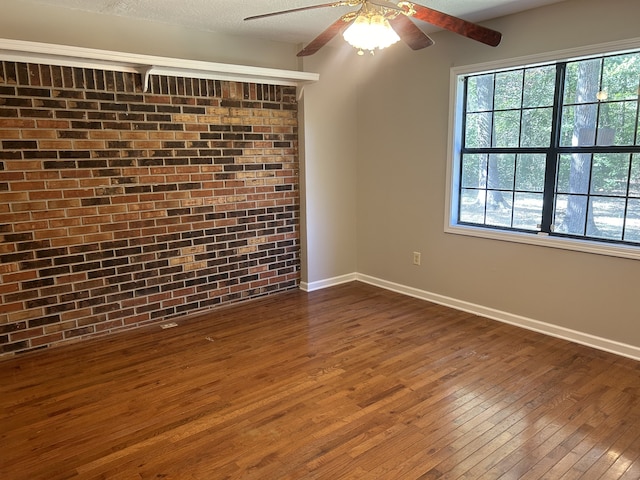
[244,0,502,57]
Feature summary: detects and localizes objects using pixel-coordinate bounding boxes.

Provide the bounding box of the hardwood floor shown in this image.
[1,282,639,479]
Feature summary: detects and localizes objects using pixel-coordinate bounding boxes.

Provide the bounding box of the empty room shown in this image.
[1,0,639,478]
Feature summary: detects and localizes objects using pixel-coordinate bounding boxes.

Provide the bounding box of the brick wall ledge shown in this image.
[0,38,319,90]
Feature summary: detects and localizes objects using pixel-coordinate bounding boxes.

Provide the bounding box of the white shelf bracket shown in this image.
[138,66,154,93]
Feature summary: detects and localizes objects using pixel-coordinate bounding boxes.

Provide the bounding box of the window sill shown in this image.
[444,224,640,261]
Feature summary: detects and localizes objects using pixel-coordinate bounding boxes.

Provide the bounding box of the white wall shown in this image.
[0,0,299,69]
[299,48,360,287]
[354,0,640,351]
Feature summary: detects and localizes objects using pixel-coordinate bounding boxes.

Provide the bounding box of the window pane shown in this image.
[602,52,640,101]
[554,194,587,235]
[598,101,637,145]
[513,192,543,230]
[559,105,575,146]
[560,104,599,146]
[465,112,492,148]
[563,58,602,105]
[493,110,520,147]
[461,154,487,188]
[590,153,630,196]
[495,70,523,110]
[459,188,486,223]
[587,197,626,240]
[485,192,513,227]
[466,74,494,112]
[521,107,552,147]
[488,154,515,190]
[523,65,556,108]
[515,154,546,192]
[556,153,592,194]
[624,199,640,242]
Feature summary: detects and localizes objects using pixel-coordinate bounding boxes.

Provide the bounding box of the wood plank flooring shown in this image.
[1,281,639,479]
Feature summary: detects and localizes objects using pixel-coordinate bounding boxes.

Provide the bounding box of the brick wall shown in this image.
[0,61,300,356]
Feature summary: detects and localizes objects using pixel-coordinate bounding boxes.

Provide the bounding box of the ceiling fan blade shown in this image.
[388,14,434,50]
[402,1,502,47]
[297,15,356,57]
[244,1,355,21]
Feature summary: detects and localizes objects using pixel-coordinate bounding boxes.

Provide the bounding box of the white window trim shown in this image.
[445,36,640,262]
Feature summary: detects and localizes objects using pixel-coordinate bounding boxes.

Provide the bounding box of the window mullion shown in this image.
[634,76,640,145]
[621,153,634,241]
[584,153,596,236]
[540,62,566,233]
[513,69,526,229]
[491,74,497,148]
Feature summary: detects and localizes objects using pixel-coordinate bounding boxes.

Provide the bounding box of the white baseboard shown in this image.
[299,273,357,292]
[301,273,640,362]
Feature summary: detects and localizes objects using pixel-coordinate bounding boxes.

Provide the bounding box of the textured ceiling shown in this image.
[28,0,567,44]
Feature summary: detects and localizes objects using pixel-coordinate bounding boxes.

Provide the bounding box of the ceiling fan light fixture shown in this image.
[342,11,400,54]
[248,1,503,57]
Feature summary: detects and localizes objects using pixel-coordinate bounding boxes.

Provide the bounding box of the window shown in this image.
[448,44,640,258]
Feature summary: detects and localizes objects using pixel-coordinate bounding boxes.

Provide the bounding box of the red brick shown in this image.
[4,161,42,171]
[12,181,46,191]
[29,190,63,200]
[0,129,21,139]
[83,233,114,243]
[49,218,81,228]
[0,119,36,128]
[3,217,39,229]
[68,225,100,236]
[25,172,63,183]
[0,302,24,314]
[89,131,120,140]
[0,171,26,181]
[73,140,106,149]
[145,95,171,104]
[11,201,47,212]
[22,129,57,139]
[34,228,68,239]
[32,210,67,220]
[30,332,64,347]
[11,327,44,341]
[51,235,84,247]
[63,189,95,198]
[123,313,151,326]
[36,119,70,129]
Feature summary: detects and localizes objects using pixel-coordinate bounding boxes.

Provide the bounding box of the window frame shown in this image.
[445,37,640,261]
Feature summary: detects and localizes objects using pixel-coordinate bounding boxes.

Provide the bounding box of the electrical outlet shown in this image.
[412,251,421,266]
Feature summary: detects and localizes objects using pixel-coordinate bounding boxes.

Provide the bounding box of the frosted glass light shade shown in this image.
[342,13,400,53]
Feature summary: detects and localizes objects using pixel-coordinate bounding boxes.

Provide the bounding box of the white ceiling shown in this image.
[28,0,567,45]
